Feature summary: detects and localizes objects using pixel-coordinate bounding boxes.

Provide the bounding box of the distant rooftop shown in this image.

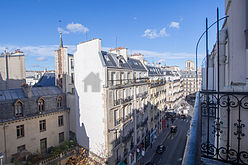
[0,86,63,102]
[33,72,55,87]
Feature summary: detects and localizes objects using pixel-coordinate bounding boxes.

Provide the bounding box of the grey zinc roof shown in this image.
[0,87,63,102]
[163,70,174,76]
[101,51,131,69]
[127,58,146,71]
[33,73,55,87]
[146,65,163,76]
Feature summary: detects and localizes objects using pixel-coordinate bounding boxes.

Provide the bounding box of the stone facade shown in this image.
[0,49,26,90]
[0,86,69,163]
[74,40,172,165]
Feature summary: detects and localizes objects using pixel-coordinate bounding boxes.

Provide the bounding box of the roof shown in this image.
[163,70,174,76]
[146,65,163,76]
[33,73,55,87]
[127,58,146,71]
[0,86,63,102]
[100,51,146,71]
[101,51,131,69]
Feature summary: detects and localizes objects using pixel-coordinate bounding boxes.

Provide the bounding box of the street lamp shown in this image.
[195,8,229,91]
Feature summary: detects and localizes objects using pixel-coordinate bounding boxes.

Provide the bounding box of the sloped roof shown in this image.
[33,73,55,87]
[101,51,131,69]
[0,86,63,102]
[146,65,163,76]
[127,58,146,71]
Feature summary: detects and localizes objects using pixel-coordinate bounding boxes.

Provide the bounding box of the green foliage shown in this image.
[26,153,42,164]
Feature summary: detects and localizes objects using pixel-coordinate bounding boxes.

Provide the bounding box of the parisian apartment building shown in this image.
[73,39,184,165]
[0,36,196,164]
[201,0,248,162]
[0,50,70,163]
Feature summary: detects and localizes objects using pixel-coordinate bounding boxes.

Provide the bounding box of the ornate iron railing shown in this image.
[200,91,248,165]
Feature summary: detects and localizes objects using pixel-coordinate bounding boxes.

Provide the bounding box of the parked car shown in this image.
[170,125,177,133]
[156,144,166,154]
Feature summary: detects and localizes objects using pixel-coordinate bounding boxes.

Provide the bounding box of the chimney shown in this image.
[158,63,161,68]
[22,84,32,98]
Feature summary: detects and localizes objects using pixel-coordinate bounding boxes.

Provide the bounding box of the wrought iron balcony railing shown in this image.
[183,91,248,165]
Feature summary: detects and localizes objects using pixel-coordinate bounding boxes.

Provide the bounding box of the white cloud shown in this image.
[143,27,168,39]
[36,56,47,61]
[157,59,166,63]
[169,21,180,29]
[143,29,159,39]
[159,28,168,37]
[66,22,89,33]
[0,45,76,57]
[58,27,69,34]
[31,64,41,68]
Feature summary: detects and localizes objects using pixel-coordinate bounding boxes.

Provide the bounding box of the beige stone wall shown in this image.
[0,55,26,90]
[0,110,69,163]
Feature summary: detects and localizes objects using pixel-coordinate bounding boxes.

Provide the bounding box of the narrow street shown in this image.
[148,117,191,165]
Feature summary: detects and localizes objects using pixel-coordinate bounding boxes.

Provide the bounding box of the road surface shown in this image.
[149,117,191,165]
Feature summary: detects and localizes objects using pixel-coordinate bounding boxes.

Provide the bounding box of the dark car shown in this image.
[156,144,166,154]
[170,125,177,133]
[181,114,186,119]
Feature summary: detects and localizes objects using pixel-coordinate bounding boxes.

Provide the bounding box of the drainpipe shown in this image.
[246,0,248,85]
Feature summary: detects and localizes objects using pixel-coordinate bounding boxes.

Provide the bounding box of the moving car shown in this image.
[156,144,166,154]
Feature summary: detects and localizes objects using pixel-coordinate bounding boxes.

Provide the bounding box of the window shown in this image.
[111,72,115,85]
[39,120,46,132]
[71,59,74,69]
[71,73,74,84]
[57,96,62,108]
[15,100,23,117]
[114,110,119,126]
[40,138,47,153]
[38,98,45,111]
[17,145,25,153]
[58,115,64,127]
[59,132,64,143]
[123,89,126,99]
[16,125,24,138]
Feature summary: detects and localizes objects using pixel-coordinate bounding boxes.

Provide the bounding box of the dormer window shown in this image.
[57,96,62,108]
[38,98,45,111]
[15,100,23,117]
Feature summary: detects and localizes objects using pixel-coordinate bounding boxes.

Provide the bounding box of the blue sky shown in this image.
[0,0,225,70]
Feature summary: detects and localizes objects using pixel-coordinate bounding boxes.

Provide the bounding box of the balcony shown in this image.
[114,137,121,147]
[150,79,166,88]
[122,132,132,143]
[114,99,120,106]
[183,91,248,165]
[108,78,149,88]
[114,118,122,126]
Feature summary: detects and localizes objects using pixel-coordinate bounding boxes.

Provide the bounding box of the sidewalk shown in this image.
[139,120,179,164]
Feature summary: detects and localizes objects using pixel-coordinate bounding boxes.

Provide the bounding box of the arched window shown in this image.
[38,98,45,111]
[57,96,62,108]
[15,100,23,117]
